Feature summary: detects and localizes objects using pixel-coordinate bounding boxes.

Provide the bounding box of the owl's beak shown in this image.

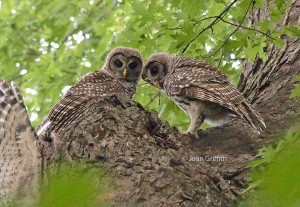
[123,69,128,78]
[153,81,160,88]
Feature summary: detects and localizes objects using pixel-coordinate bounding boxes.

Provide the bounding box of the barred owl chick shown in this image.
[142,52,266,137]
[37,46,143,135]
[0,80,41,206]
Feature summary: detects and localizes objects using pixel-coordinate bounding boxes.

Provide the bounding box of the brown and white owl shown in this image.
[36,46,143,135]
[0,80,41,206]
[142,52,266,137]
[0,46,143,205]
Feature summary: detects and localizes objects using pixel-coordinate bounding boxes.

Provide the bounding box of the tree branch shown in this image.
[218,17,275,40]
[144,91,161,108]
[204,0,254,57]
[181,0,238,53]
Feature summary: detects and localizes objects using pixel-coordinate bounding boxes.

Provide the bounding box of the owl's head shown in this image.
[104,46,143,82]
[142,52,172,89]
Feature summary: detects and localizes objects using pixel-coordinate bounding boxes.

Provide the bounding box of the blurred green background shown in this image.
[0,0,299,206]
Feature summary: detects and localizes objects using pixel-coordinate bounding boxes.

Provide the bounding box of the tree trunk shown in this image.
[40,1,300,206]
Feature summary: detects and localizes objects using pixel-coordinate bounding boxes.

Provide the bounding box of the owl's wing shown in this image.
[0,80,40,206]
[171,57,228,83]
[38,95,92,134]
[66,71,125,97]
[166,61,233,104]
[36,71,125,135]
[167,63,266,132]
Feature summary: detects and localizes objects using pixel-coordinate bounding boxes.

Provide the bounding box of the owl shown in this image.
[142,52,266,137]
[36,46,143,135]
[0,80,41,206]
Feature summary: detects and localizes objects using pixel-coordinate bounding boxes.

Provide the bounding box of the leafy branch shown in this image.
[217,17,275,40]
[205,0,255,57]
[181,0,238,53]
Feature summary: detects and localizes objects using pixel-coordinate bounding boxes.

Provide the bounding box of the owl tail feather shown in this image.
[236,101,266,134]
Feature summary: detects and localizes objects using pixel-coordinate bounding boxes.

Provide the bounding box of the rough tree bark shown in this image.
[40,1,300,206]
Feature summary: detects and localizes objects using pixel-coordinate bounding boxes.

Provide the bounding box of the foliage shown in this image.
[38,163,115,207]
[9,162,115,207]
[239,128,300,207]
[0,0,292,129]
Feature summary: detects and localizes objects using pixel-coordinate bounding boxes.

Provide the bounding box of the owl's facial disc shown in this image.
[122,57,142,81]
[149,67,160,88]
[110,54,142,81]
[143,61,166,89]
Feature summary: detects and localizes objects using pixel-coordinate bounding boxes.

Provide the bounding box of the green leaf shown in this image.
[240,129,300,207]
[284,26,300,38]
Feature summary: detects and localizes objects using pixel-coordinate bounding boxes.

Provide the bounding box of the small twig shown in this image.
[165,26,182,31]
[9,74,27,82]
[61,69,78,75]
[182,0,238,53]
[218,17,275,40]
[164,16,219,31]
[138,82,148,87]
[158,91,161,106]
[205,0,254,57]
[192,16,220,25]
[144,92,161,108]
[96,0,104,6]
[218,52,224,68]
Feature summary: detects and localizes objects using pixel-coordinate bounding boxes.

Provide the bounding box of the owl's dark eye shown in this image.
[150,67,159,76]
[114,59,123,68]
[128,61,138,70]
